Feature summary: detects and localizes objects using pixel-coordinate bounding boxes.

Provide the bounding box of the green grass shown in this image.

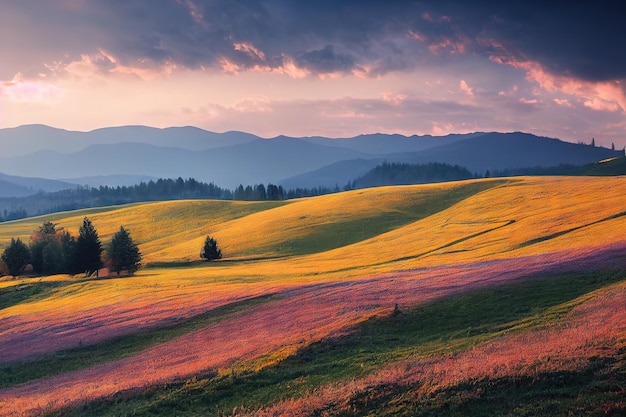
[585,156,626,176]
[49,268,625,416]
[0,294,276,389]
[0,280,68,310]
[334,352,626,417]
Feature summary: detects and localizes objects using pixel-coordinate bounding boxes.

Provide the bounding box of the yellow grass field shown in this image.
[0,176,625,416]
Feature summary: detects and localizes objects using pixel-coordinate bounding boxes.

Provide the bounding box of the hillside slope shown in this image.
[0,176,624,416]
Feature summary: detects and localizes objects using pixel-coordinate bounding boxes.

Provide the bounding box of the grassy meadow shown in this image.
[0,176,625,416]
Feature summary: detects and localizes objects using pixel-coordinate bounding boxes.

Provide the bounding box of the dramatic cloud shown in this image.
[1,1,625,146]
[4,0,621,81]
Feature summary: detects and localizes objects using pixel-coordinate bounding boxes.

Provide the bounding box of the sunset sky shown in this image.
[1,1,624,147]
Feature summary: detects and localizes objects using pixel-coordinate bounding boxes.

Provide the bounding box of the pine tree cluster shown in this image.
[1,218,142,278]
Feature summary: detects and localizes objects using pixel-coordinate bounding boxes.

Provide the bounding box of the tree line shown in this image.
[0,208,28,222]
[2,160,586,222]
[1,218,141,277]
[1,217,224,277]
[347,162,474,189]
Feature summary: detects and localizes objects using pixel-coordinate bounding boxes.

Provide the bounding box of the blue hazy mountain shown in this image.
[0,126,621,190]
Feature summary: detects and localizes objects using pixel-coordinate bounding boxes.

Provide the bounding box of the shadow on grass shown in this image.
[145,256,288,269]
[0,280,74,311]
[519,210,626,248]
[339,352,626,417]
[0,294,278,389]
[54,268,625,417]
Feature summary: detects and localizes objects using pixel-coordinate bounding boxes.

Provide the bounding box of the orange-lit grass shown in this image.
[250,281,626,416]
[1,177,624,271]
[0,177,625,415]
[0,243,624,416]
[2,239,622,365]
[0,177,624,367]
[0,199,285,257]
[140,176,626,279]
[284,176,626,274]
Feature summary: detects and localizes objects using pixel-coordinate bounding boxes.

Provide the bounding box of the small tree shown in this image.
[60,230,80,275]
[200,235,222,261]
[107,226,142,275]
[42,243,63,275]
[29,221,60,274]
[2,238,31,277]
[76,217,103,277]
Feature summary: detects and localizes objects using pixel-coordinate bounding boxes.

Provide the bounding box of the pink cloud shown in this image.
[233,97,274,113]
[583,97,620,112]
[459,80,473,96]
[62,50,178,80]
[233,42,266,61]
[484,45,626,113]
[381,92,407,105]
[553,98,573,108]
[216,53,312,79]
[219,57,243,74]
[274,56,311,79]
[408,30,470,56]
[427,37,469,55]
[176,0,204,24]
[519,97,539,105]
[431,121,454,135]
[421,12,452,23]
[408,31,427,43]
[1,73,63,104]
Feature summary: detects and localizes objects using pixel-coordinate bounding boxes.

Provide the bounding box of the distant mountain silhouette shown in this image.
[0,172,77,197]
[0,126,621,190]
[282,132,623,188]
[396,132,622,173]
[300,132,480,155]
[61,175,159,188]
[0,124,258,157]
[0,138,369,188]
[280,158,384,189]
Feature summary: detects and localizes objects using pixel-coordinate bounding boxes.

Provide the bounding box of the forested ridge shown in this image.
[2,158,624,222]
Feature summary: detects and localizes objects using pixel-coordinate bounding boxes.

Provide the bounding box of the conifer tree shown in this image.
[1,238,30,277]
[42,243,63,275]
[76,217,103,277]
[29,221,59,274]
[107,226,142,275]
[200,235,222,261]
[60,230,80,275]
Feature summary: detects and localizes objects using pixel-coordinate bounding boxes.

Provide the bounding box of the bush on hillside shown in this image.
[200,236,222,261]
[1,238,31,277]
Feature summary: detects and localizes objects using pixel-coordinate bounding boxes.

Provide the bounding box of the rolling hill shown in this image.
[0,176,624,416]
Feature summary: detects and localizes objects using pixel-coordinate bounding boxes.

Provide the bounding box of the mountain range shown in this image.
[0,125,621,196]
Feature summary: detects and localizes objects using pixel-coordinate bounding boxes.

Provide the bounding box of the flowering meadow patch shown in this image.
[0,177,624,416]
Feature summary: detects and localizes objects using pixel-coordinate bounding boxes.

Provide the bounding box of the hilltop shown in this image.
[0,176,624,416]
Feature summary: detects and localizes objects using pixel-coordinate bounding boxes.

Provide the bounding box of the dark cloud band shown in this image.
[2,0,624,83]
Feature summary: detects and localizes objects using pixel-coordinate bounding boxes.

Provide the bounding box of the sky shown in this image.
[1,0,625,147]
